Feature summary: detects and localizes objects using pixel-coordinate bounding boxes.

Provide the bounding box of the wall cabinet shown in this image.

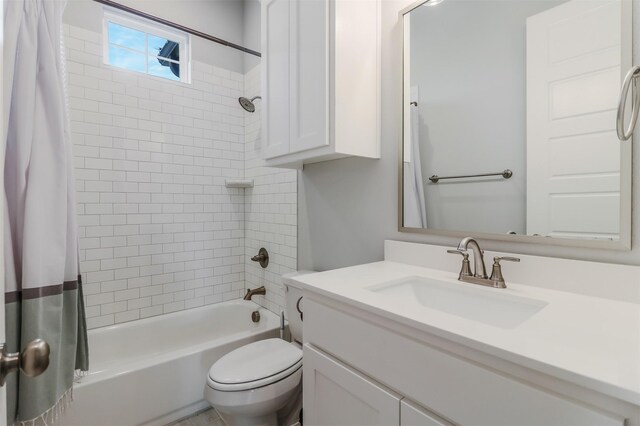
[303,297,631,426]
[261,0,380,168]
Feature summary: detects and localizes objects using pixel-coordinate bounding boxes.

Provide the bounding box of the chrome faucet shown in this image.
[243,286,266,300]
[447,237,520,288]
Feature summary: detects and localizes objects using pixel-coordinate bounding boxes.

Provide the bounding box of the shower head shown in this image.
[238,96,261,113]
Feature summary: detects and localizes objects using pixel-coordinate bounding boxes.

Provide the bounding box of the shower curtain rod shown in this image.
[92,0,261,57]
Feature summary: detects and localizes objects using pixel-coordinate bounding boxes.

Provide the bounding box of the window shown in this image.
[103,9,190,83]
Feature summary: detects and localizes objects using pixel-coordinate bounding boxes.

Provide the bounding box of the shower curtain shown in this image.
[403,105,428,228]
[4,0,89,424]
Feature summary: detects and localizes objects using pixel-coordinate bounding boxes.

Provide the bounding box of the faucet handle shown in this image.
[494,256,520,263]
[447,250,472,278]
[490,256,520,288]
[447,249,466,256]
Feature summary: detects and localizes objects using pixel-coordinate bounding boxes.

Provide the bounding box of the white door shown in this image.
[261,0,291,159]
[526,0,630,239]
[288,0,328,154]
[303,344,400,426]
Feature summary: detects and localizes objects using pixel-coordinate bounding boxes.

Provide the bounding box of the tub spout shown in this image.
[243,286,266,301]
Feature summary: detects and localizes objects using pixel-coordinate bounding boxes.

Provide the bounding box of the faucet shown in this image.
[447,237,520,288]
[243,286,266,300]
[456,237,487,279]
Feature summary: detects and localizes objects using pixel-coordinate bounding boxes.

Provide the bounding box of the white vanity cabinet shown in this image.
[304,343,451,426]
[303,344,401,425]
[400,400,452,426]
[261,0,380,168]
[302,297,631,426]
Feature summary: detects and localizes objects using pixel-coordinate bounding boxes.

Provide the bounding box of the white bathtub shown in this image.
[61,300,281,426]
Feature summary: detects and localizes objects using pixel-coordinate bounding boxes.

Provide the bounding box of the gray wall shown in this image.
[243,0,261,72]
[63,0,248,72]
[410,0,565,234]
[298,0,640,271]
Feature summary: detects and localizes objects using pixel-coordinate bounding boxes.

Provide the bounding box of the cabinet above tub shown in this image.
[261,0,381,169]
[294,240,640,426]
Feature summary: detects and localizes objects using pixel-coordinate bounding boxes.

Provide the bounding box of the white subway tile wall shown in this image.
[64,25,295,329]
[243,65,298,316]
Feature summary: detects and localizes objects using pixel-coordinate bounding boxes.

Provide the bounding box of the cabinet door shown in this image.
[288,0,328,154]
[261,0,290,159]
[303,344,400,426]
[400,400,452,426]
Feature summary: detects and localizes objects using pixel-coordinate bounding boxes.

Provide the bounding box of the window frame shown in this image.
[102,8,191,84]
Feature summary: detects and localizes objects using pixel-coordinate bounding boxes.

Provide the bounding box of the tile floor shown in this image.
[171,408,225,426]
[171,407,302,426]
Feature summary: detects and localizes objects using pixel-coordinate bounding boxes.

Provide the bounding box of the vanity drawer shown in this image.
[304,298,624,426]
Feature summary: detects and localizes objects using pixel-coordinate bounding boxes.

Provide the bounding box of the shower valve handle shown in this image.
[251,248,269,268]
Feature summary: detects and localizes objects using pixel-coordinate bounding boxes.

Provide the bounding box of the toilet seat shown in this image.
[207,338,303,392]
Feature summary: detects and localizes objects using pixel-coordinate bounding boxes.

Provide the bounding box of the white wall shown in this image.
[298,0,640,271]
[243,65,297,316]
[409,0,564,234]
[66,24,248,328]
[63,0,247,73]
[65,2,295,328]
[243,0,261,72]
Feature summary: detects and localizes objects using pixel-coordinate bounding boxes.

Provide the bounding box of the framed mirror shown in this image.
[400,0,633,249]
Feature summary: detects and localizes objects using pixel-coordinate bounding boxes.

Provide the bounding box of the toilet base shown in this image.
[277,382,302,426]
[213,381,301,426]
[206,369,302,426]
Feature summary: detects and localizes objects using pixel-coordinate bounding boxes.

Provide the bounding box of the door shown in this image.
[303,344,400,426]
[526,0,630,239]
[262,0,291,159]
[288,0,328,154]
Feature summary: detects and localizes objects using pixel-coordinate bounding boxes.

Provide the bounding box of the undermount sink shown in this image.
[367,276,547,329]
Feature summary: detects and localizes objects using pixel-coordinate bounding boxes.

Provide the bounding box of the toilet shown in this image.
[204,272,309,426]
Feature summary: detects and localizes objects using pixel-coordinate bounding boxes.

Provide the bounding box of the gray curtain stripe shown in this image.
[5,280,79,303]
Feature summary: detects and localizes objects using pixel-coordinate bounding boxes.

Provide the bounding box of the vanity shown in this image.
[284,0,640,422]
[293,240,640,426]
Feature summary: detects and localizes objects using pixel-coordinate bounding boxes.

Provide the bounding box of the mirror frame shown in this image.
[398,0,633,250]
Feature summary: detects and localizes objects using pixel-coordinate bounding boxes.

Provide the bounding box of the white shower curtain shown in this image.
[403,105,427,228]
[4,0,89,424]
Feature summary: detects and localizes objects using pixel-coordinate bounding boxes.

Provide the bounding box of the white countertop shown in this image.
[293,260,640,406]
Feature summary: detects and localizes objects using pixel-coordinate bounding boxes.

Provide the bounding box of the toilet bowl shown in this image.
[205,338,302,426]
[204,272,311,426]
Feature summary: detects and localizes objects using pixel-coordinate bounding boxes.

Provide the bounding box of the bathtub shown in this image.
[60,300,281,426]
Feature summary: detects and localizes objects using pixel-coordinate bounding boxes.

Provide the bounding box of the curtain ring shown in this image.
[616,65,640,141]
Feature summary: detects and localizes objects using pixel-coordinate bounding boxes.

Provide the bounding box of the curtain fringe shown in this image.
[73,369,89,383]
[15,387,72,426]
[14,368,87,426]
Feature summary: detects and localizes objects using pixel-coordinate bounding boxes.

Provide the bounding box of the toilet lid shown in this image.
[208,338,302,389]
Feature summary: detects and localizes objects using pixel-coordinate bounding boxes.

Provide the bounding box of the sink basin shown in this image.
[367,276,547,329]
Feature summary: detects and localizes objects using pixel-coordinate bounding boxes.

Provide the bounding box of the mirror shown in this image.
[400,0,633,249]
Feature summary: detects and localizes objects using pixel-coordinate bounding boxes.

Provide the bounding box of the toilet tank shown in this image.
[283,271,314,344]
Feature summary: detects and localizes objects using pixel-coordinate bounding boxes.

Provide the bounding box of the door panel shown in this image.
[289,0,328,154]
[303,344,400,426]
[262,0,291,159]
[526,0,627,239]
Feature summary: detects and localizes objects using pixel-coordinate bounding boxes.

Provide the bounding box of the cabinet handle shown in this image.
[296,296,303,321]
